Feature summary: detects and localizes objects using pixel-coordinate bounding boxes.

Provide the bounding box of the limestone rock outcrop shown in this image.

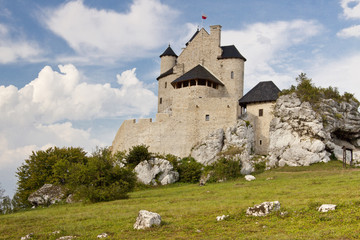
[268,93,360,167]
[246,201,281,217]
[191,120,254,171]
[134,210,162,230]
[28,184,65,207]
[134,158,179,185]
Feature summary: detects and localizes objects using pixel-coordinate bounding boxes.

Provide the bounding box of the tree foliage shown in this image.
[14,146,136,208]
[126,145,151,168]
[280,73,359,105]
[177,157,203,183]
[14,147,88,208]
[206,157,242,182]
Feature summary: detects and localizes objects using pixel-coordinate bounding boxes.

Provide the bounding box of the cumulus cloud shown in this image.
[309,53,360,99]
[0,23,43,64]
[41,0,179,62]
[0,64,157,195]
[337,24,360,38]
[340,0,360,19]
[222,20,323,91]
[1,64,157,124]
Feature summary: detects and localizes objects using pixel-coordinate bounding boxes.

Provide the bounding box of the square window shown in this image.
[159,98,162,104]
[205,114,210,121]
[259,140,262,145]
[259,109,263,117]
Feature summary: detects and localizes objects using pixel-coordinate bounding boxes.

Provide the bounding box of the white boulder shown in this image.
[216,215,229,221]
[246,201,281,217]
[318,204,336,212]
[134,210,162,230]
[28,184,65,207]
[245,175,256,181]
[134,158,179,185]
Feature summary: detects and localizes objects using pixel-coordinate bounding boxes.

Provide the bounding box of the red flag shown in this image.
[202,14,207,20]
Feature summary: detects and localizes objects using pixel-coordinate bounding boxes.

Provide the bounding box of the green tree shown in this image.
[15,147,88,208]
[71,147,136,202]
[0,183,12,214]
[126,145,151,168]
[177,157,203,183]
[207,157,242,182]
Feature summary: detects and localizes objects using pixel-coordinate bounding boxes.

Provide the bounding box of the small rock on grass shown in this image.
[216,215,229,221]
[245,175,256,181]
[134,210,162,230]
[97,233,108,238]
[318,204,336,212]
[246,201,280,217]
[21,233,33,240]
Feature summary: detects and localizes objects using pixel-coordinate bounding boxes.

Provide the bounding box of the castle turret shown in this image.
[159,45,177,74]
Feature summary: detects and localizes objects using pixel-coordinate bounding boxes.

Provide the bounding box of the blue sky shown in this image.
[1,0,360,196]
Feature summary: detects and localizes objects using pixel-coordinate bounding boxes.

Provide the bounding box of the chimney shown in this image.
[210,25,222,47]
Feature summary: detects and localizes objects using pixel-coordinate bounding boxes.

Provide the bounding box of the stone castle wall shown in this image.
[112,97,239,157]
[112,24,246,158]
[245,102,275,155]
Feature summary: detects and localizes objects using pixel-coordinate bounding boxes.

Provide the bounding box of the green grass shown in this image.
[2,161,360,239]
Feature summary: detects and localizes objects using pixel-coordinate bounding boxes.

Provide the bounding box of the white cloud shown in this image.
[309,53,360,99]
[0,64,157,196]
[222,20,323,91]
[337,24,360,38]
[0,23,43,64]
[41,0,179,62]
[340,0,360,19]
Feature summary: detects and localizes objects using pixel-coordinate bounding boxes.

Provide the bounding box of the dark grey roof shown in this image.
[171,65,224,86]
[160,45,177,57]
[185,29,200,46]
[239,81,280,106]
[218,45,246,61]
[157,68,173,80]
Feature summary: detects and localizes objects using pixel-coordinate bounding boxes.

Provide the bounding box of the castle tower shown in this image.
[159,45,177,74]
[157,45,178,113]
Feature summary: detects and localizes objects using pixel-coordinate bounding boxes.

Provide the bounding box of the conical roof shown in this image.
[160,45,177,57]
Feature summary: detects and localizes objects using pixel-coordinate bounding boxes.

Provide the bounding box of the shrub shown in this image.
[207,157,242,182]
[15,147,88,208]
[15,146,137,207]
[69,147,136,203]
[177,157,203,183]
[126,145,151,168]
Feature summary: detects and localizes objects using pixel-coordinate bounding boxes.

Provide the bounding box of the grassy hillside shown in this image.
[1,160,360,239]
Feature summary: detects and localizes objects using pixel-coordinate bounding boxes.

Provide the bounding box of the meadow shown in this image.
[1,160,360,239]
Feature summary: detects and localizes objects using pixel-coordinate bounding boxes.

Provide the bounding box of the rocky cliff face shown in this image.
[268,93,360,167]
[191,120,255,174]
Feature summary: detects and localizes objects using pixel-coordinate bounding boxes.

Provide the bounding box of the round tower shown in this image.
[160,45,177,74]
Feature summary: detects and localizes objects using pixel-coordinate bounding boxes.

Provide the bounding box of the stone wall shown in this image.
[111,97,239,157]
[113,25,246,158]
[245,102,275,155]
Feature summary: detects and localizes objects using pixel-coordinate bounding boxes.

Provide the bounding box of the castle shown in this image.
[111,25,279,158]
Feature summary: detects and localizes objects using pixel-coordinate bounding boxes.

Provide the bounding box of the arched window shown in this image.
[165,82,167,88]
[231,71,234,79]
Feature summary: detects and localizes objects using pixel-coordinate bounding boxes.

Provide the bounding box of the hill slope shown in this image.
[1,161,360,239]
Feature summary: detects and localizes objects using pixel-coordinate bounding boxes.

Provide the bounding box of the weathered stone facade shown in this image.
[111,25,247,157]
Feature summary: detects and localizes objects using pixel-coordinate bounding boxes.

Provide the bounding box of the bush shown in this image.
[280,73,359,108]
[126,145,151,168]
[177,157,203,183]
[207,157,242,182]
[15,147,88,208]
[15,146,137,207]
[69,147,136,203]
